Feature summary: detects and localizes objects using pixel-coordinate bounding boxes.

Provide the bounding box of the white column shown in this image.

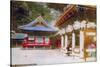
[79,31,84,58]
[72,32,75,54]
[65,34,68,48]
[61,35,64,48]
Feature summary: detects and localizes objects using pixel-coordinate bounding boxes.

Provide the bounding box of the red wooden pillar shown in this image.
[58,39,61,48]
[34,36,36,44]
[23,37,28,48]
[49,38,50,45]
[47,38,50,47]
[43,36,45,44]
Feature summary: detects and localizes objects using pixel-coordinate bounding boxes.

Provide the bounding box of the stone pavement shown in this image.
[11,48,96,66]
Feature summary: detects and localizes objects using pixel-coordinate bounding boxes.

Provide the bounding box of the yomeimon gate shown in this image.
[55,5,96,60]
[18,16,56,48]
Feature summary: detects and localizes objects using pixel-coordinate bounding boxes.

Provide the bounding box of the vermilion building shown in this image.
[19,16,56,48]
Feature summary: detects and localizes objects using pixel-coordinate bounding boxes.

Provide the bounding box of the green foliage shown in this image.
[11,1,52,30]
[47,3,66,12]
[51,44,56,49]
[50,35,58,49]
[26,2,52,21]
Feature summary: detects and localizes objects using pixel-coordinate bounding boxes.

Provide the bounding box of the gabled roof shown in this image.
[18,16,56,32]
[19,16,48,27]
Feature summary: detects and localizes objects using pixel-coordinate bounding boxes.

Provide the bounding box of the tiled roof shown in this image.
[18,16,56,32]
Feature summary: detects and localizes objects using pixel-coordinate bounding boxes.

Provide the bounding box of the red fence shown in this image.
[22,37,51,48]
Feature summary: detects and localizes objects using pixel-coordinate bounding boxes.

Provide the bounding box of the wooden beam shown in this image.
[55,5,76,27]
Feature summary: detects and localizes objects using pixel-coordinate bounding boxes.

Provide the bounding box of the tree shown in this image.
[47,3,67,12]
[11,1,52,31]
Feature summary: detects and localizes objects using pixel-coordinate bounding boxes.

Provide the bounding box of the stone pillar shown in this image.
[65,34,68,48]
[61,35,64,48]
[72,32,75,54]
[79,31,84,58]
